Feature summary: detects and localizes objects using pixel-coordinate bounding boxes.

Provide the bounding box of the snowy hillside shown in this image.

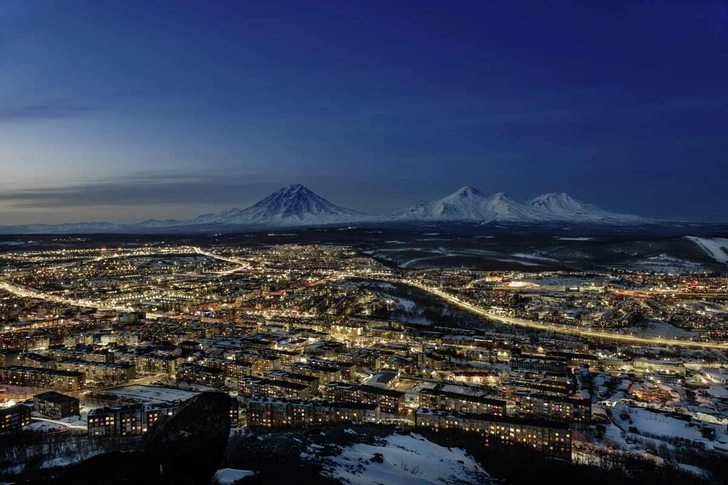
[388,186,544,223]
[192,208,246,225]
[387,186,648,224]
[685,236,728,264]
[529,192,648,224]
[301,431,492,485]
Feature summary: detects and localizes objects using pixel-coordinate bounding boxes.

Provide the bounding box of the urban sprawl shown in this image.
[0,243,727,473]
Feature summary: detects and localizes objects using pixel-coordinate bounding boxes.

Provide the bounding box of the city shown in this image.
[0,236,726,483]
[1,1,727,483]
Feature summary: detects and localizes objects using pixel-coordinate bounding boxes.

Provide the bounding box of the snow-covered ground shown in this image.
[685,236,728,264]
[98,385,198,403]
[25,414,87,433]
[611,402,728,447]
[491,258,539,267]
[385,295,416,312]
[586,401,728,479]
[636,320,693,338]
[511,253,560,263]
[380,294,433,326]
[212,468,256,484]
[301,432,491,485]
[633,254,704,274]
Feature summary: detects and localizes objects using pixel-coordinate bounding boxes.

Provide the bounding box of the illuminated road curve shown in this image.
[193,246,255,275]
[193,246,245,265]
[0,280,132,312]
[375,278,728,350]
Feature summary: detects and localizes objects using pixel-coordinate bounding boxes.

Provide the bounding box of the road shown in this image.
[193,246,245,265]
[0,280,132,312]
[370,277,728,350]
[193,246,258,275]
[4,248,725,351]
[31,416,87,430]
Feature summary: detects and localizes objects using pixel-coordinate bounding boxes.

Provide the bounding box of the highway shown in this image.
[193,246,245,265]
[0,280,132,312]
[193,246,257,275]
[369,277,728,350]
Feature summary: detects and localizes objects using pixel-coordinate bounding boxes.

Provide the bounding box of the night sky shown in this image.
[0,0,726,224]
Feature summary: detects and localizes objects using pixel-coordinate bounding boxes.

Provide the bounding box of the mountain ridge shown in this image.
[0,184,661,234]
[528,192,647,224]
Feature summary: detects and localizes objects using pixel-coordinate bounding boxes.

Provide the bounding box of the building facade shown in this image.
[0,404,32,431]
[419,388,506,416]
[245,398,379,427]
[1,366,84,391]
[415,408,572,461]
[513,393,591,422]
[34,391,80,419]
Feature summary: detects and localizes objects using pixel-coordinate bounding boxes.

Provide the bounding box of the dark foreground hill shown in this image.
[20,392,231,485]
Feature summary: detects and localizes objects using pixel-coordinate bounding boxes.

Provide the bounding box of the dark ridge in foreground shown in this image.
[22,392,231,485]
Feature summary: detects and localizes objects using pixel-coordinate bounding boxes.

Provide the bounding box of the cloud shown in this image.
[0,170,284,210]
[0,100,93,122]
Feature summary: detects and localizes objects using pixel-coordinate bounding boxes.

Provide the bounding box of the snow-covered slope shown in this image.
[209,184,368,227]
[135,218,186,229]
[386,187,651,225]
[212,468,256,484]
[301,432,492,485]
[389,186,547,223]
[191,208,246,225]
[685,236,728,264]
[529,192,648,224]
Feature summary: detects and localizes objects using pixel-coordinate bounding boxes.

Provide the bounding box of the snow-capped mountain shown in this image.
[200,184,368,227]
[135,218,187,229]
[529,192,648,224]
[389,186,545,223]
[0,184,659,234]
[386,187,650,225]
[192,208,246,225]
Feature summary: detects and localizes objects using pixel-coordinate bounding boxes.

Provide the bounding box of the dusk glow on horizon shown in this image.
[1,0,727,224]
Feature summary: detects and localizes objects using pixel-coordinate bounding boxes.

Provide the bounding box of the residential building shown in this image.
[34,391,80,419]
[176,363,225,388]
[1,366,84,391]
[245,398,379,427]
[415,408,572,461]
[419,388,506,416]
[0,404,31,431]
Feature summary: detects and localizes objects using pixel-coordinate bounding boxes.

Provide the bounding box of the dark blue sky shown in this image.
[0,0,726,223]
